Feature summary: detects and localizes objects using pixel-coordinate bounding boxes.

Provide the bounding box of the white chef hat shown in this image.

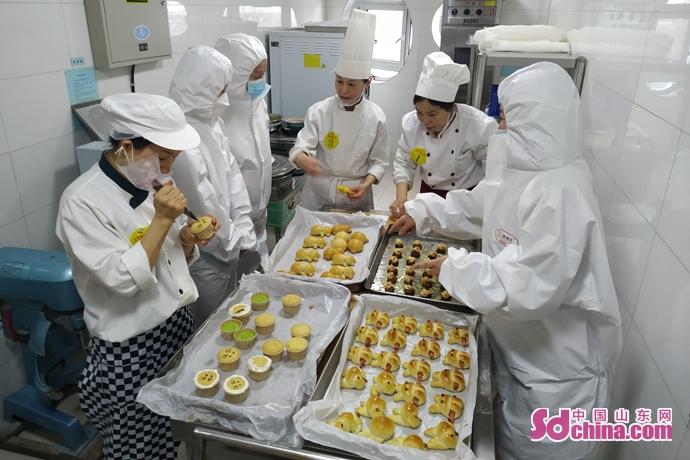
[101,93,200,150]
[415,52,470,103]
[335,9,376,80]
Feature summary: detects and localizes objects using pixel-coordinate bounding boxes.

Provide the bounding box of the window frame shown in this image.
[356,1,412,73]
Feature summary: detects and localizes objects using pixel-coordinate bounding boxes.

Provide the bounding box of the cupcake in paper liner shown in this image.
[234,328,257,350]
[248,355,272,381]
[194,369,220,397]
[223,375,249,403]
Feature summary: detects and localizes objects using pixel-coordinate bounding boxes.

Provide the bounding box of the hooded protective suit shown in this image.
[169,46,257,326]
[406,62,622,460]
[215,34,272,271]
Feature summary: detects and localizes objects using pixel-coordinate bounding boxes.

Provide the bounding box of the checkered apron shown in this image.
[79,306,194,460]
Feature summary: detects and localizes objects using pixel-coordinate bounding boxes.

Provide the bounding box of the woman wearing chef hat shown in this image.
[56,93,217,459]
[389,51,497,219]
[289,9,390,211]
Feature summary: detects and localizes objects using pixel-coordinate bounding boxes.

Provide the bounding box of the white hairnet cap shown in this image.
[169,46,233,113]
[335,9,376,79]
[101,93,200,151]
[415,52,470,102]
[215,33,267,100]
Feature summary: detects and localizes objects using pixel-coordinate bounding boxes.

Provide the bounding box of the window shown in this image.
[237,6,297,29]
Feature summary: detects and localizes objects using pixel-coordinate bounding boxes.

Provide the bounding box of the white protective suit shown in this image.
[169,46,257,326]
[216,34,272,271]
[406,62,622,460]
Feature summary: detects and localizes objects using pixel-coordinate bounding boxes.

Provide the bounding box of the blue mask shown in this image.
[247,79,270,100]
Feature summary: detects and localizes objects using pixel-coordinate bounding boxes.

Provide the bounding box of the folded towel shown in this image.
[484,40,571,53]
[473,25,567,46]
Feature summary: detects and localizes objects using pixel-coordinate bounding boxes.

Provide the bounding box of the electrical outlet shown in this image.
[70,57,85,67]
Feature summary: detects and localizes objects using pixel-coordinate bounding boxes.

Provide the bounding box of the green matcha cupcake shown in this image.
[220,319,242,341]
[234,328,257,350]
[251,292,270,311]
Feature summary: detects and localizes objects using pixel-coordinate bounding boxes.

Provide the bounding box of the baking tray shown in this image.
[365,232,478,313]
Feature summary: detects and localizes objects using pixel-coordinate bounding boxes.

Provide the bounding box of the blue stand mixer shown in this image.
[0,247,95,453]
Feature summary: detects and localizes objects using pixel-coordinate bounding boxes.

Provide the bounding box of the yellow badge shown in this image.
[410,146,427,165]
[129,226,149,245]
[323,131,340,150]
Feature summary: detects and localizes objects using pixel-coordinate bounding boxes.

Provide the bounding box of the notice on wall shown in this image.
[303,54,322,69]
[65,67,99,105]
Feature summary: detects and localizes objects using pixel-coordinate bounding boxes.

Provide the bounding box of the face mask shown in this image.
[247,79,270,100]
[114,146,164,191]
[196,97,229,120]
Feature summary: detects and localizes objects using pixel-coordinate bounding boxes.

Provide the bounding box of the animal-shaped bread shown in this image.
[334,231,351,242]
[332,253,356,266]
[348,238,364,253]
[302,236,326,248]
[355,326,379,347]
[429,394,464,421]
[411,338,441,360]
[443,348,471,369]
[310,224,331,237]
[391,402,422,428]
[322,266,355,280]
[402,359,431,381]
[386,435,427,450]
[351,231,368,243]
[328,411,362,434]
[371,351,401,372]
[289,261,316,277]
[366,310,390,329]
[370,371,397,396]
[332,238,348,252]
[340,366,368,390]
[419,320,445,340]
[331,224,352,234]
[323,246,345,261]
[295,248,319,262]
[424,421,458,450]
[360,415,395,443]
[431,369,466,393]
[393,381,426,406]
[391,314,418,334]
[380,328,407,351]
[448,327,470,347]
[348,346,373,367]
[356,395,387,418]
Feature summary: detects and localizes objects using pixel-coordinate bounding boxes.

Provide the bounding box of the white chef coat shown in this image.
[289,96,390,211]
[393,103,496,191]
[56,156,199,343]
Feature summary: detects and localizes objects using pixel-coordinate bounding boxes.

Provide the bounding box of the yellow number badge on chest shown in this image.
[410,146,427,166]
[323,131,340,150]
[129,226,149,245]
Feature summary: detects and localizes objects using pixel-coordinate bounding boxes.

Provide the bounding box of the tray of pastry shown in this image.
[365,233,477,311]
[137,274,351,443]
[294,294,479,460]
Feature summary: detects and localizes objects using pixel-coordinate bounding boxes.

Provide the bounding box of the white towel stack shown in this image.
[471,25,569,53]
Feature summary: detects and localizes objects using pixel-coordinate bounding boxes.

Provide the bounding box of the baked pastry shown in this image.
[356,395,387,418]
[448,327,470,347]
[286,337,308,361]
[282,294,302,316]
[386,264,398,275]
[355,326,379,347]
[371,351,401,372]
[392,248,403,258]
[392,314,418,334]
[329,411,362,434]
[223,375,249,403]
[370,371,397,396]
[431,368,466,393]
[402,358,431,381]
[406,256,416,266]
[402,275,415,285]
[190,216,214,240]
[351,231,368,243]
[443,349,471,369]
[220,319,242,341]
[332,238,348,252]
[393,381,426,406]
[262,338,284,362]
[348,239,364,253]
[410,247,421,258]
[310,224,331,237]
[425,421,458,450]
[233,328,257,350]
[428,251,438,260]
[289,261,315,277]
[340,366,368,390]
[248,355,272,381]
[290,323,311,341]
[419,320,445,340]
[421,277,434,289]
[391,402,422,428]
[403,285,416,295]
[229,303,251,325]
[429,394,464,421]
[412,240,422,249]
[360,416,395,443]
[384,281,395,292]
[250,292,270,311]
[419,288,432,298]
[441,290,451,301]
[302,236,326,248]
[254,312,275,335]
[381,328,406,351]
[386,272,397,283]
[436,243,447,254]
[388,255,399,266]
[330,265,355,279]
[334,231,351,242]
[366,310,390,329]
[423,268,434,278]
[332,253,355,266]
[323,246,345,261]
[217,347,241,372]
[394,238,404,248]
[386,435,427,450]
[194,369,220,397]
[347,346,374,367]
[295,248,319,262]
[331,224,351,234]
[405,266,415,276]
[412,338,441,360]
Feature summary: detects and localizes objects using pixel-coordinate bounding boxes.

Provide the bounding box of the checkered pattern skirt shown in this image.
[79,306,194,460]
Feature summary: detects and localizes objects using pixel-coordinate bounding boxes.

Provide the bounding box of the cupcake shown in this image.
[282,294,302,316]
[217,347,241,372]
[234,328,257,349]
[229,303,252,325]
[262,338,284,362]
[190,216,215,240]
[250,292,270,311]
[223,375,249,403]
[291,323,312,341]
[254,313,275,335]
[248,355,272,381]
[220,319,242,341]
[286,337,309,361]
[194,369,220,397]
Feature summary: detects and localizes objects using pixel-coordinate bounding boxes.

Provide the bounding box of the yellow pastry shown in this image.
[302,236,326,248]
[419,320,445,340]
[334,231,350,242]
[347,346,373,367]
[223,374,249,403]
[262,338,284,362]
[425,421,458,450]
[332,253,355,266]
[381,328,407,351]
[336,184,351,194]
[348,238,364,253]
[431,368,466,393]
[254,312,275,335]
[393,381,426,406]
[295,248,319,262]
[391,402,422,428]
[282,294,302,316]
[328,411,361,434]
[247,355,272,381]
[194,369,220,397]
[229,303,251,325]
[411,338,441,360]
[323,246,344,261]
[356,395,387,418]
[331,224,351,234]
[366,310,389,329]
[351,231,368,243]
[360,415,395,443]
[371,351,401,372]
[340,366,368,390]
[402,358,431,381]
[429,394,464,421]
[289,261,316,277]
[190,216,214,240]
[356,326,379,347]
[370,371,397,396]
[443,349,471,369]
[332,238,348,252]
[448,327,470,347]
[286,337,308,361]
[386,434,427,450]
[217,347,241,372]
[328,266,355,280]
[290,323,312,341]
[310,224,331,237]
[392,314,418,334]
